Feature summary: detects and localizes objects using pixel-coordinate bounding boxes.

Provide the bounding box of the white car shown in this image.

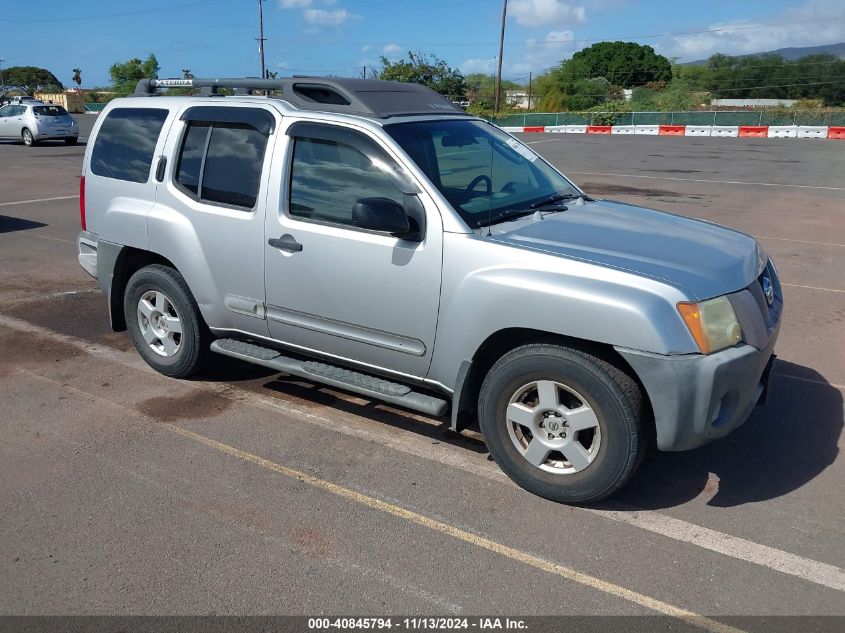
[0,102,79,146]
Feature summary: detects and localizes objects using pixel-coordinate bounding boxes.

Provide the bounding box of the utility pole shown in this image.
[527,71,532,110]
[256,0,267,79]
[494,0,508,113]
[0,58,5,92]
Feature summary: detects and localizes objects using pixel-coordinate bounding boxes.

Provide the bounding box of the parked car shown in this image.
[76,77,781,503]
[0,102,79,146]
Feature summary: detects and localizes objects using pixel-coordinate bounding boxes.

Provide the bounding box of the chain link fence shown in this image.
[491,111,845,127]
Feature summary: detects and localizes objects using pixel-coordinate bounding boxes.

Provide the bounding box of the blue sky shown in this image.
[2,0,844,88]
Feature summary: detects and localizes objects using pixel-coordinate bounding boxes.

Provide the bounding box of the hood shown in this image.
[490,200,764,300]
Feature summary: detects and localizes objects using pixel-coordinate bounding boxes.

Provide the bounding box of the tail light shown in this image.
[79,175,86,230]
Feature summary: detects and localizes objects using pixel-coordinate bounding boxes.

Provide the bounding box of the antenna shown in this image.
[256,0,267,80]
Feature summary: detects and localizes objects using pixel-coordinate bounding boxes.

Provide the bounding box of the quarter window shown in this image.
[289,135,404,226]
[175,120,269,209]
[90,108,168,183]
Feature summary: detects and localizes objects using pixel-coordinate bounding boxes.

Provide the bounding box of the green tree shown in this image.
[568,42,672,88]
[378,51,466,97]
[72,68,82,88]
[464,73,522,109]
[3,66,63,95]
[109,54,160,95]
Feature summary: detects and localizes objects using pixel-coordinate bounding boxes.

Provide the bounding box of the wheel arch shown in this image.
[451,327,654,438]
[105,245,178,331]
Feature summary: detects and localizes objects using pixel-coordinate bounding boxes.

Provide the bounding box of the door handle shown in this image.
[268,234,303,252]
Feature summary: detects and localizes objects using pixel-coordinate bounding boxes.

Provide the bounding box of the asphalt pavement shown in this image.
[1,117,843,629]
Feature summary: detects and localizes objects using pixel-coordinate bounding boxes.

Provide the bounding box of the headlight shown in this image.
[677,296,742,354]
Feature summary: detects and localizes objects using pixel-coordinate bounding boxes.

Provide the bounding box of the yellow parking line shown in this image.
[164,423,744,633]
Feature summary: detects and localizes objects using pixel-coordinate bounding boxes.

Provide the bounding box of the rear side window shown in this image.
[90,108,168,183]
[175,120,269,209]
[34,105,68,117]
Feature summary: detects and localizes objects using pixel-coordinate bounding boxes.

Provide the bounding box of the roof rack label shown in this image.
[155,79,193,87]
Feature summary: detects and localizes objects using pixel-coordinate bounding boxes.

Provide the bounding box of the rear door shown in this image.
[149,103,280,336]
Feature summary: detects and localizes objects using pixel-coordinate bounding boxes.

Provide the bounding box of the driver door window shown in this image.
[289,135,404,227]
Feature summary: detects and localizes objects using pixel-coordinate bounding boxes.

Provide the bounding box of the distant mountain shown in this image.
[684,41,845,65]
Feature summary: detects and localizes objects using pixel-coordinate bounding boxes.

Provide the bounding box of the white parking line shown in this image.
[757,236,845,248]
[781,282,845,294]
[0,312,843,593]
[565,171,845,192]
[0,194,80,207]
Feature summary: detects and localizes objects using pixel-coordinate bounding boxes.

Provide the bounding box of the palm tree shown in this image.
[181,68,194,79]
[72,68,82,88]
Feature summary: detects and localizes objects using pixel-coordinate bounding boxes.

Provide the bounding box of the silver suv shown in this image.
[76,77,781,503]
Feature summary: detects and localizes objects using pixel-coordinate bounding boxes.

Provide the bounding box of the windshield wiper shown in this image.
[530,193,588,208]
[477,208,536,228]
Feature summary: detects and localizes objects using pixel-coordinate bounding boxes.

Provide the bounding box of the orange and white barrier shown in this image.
[501,123,843,140]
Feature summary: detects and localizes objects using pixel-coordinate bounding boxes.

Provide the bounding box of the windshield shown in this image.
[386,119,581,228]
[34,106,68,117]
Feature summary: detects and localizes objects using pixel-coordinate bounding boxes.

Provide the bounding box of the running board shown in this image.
[210,338,449,417]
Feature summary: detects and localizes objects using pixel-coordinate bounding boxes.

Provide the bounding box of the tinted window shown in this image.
[34,105,68,117]
[0,105,13,117]
[289,136,403,226]
[91,108,168,183]
[175,122,208,195]
[174,120,268,209]
[202,124,267,207]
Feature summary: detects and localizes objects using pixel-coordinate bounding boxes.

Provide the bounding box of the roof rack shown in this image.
[133,77,470,119]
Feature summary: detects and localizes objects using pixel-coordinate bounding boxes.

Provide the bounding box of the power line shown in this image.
[1,0,221,23]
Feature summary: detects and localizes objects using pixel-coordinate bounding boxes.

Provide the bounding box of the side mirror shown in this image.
[351,197,411,236]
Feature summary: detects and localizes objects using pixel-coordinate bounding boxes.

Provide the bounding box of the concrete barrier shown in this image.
[565,125,587,134]
[685,126,712,137]
[659,125,686,136]
[611,125,636,134]
[827,126,845,139]
[523,126,545,133]
[738,126,768,138]
[767,126,798,138]
[501,126,523,133]
[796,126,828,139]
[634,125,660,135]
[711,126,739,137]
[545,125,567,133]
[587,125,612,134]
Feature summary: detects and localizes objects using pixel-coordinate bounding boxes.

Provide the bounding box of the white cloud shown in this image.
[280,0,311,7]
[662,0,845,60]
[461,30,575,77]
[361,44,373,53]
[509,0,586,27]
[460,58,497,74]
[382,43,403,59]
[303,8,350,26]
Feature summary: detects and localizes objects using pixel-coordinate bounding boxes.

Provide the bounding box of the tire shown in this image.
[22,128,36,147]
[64,137,78,146]
[124,264,211,378]
[478,344,646,504]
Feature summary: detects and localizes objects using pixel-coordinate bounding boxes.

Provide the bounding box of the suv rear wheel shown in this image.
[478,344,646,504]
[124,264,211,378]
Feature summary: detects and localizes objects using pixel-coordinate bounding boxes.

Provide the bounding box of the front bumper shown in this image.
[617,337,778,451]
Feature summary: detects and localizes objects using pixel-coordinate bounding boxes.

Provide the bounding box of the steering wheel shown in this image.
[466,175,492,195]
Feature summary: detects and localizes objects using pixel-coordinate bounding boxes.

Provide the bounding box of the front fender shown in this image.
[428,233,698,389]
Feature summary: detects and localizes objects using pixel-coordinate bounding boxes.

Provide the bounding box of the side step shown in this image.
[211,338,449,417]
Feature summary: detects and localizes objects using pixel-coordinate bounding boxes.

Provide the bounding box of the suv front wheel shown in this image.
[478,344,646,504]
[124,264,211,378]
